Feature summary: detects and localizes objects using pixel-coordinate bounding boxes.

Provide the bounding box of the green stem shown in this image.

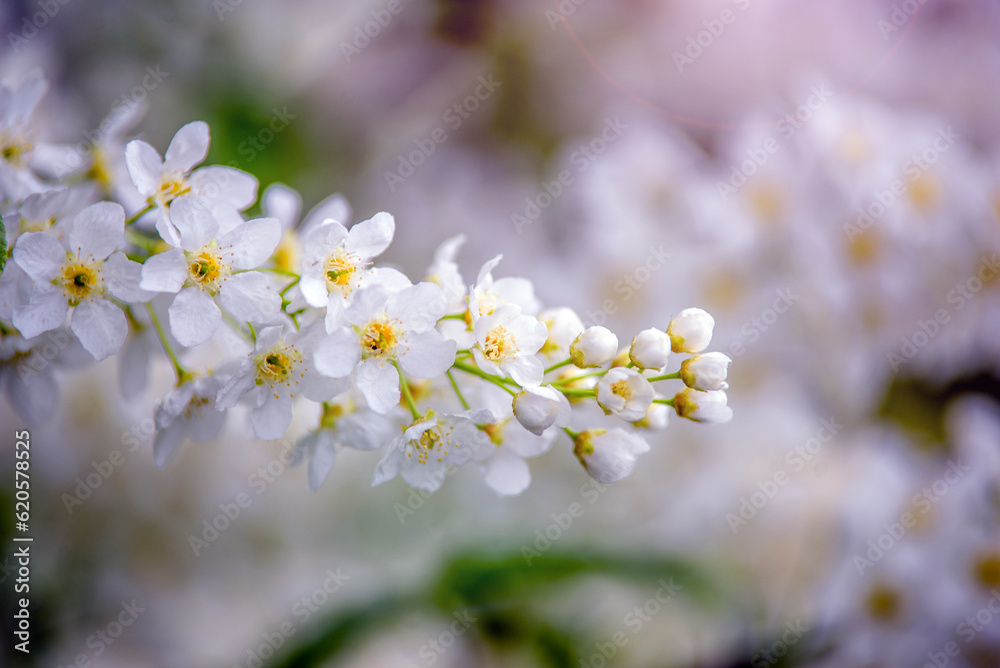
[544,358,573,375]
[125,203,154,226]
[439,313,467,321]
[560,389,596,398]
[394,361,422,420]
[549,370,606,387]
[654,398,676,407]
[563,427,581,441]
[146,303,190,384]
[648,372,681,382]
[261,266,300,278]
[452,361,518,396]
[447,370,470,410]
[279,275,301,297]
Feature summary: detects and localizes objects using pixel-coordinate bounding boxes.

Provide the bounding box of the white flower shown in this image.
[667,308,715,354]
[299,212,405,330]
[596,367,655,422]
[573,428,650,483]
[12,202,151,360]
[538,307,585,359]
[0,70,48,202]
[313,282,455,414]
[471,303,548,387]
[372,409,493,493]
[292,396,400,491]
[125,121,257,244]
[468,254,541,321]
[424,234,468,311]
[629,328,671,371]
[0,329,66,424]
[476,416,556,495]
[680,352,732,391]
[216,324,347,440]
[9,186,93,245]
[153,375,226,467]
[570,326,618,368]
[138,198,282,347]
[513,385,572,435]
[673,388,733,424]
[262,184,351,274]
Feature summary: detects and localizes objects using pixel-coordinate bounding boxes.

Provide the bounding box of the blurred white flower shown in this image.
[513,385,571,435]
[570,326,618,368]
[673,387,733,424]
[573,428,650,483]
[679,352,732,391]
[471,303,547,387]
[628,327,671,371]
[667,308,714,353]
[596,366,655,422]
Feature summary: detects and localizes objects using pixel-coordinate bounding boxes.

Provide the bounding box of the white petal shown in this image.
[13,231,64,282]
[163,121,209,173]
[323,293,348,332]
[168,287,221,347]
[389,282,447,332]
[5,365,57,425]
[401,462,447,493]
[125,139,163,195]
[216,362,255,410]
[262,183,302,229]
[169,198,218,251]
[219,272,280,324]
[13,285,68,339]
[301,193,351,234]
[506,355,543,387]
[140,249,187,293]
[104,252,155,303]
[190,166,258,210]
[71,298,127,360]
[307,431,338,491]
[356,359,399,414]
[398,330,456,379]
[153,422,186,468]
[118,331,152,397]
[313,329,361,378]
[251,393,293,441]
[302,220,349,261]
[67,202,125,261]
[344,212,394,259]
[218,217,281,270]
[300,274,329,308]
[484,451,531,496]
[371,440,405,487]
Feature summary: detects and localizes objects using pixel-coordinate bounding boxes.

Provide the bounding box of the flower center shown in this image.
[974,553,1000,589]
[908,171,940,213]
[273,232,299,274]
[865,583,901,623]
[254,345,301,386]
[324,248,361,293]
[157,172,191,204]
[0,133,33,168]
[186,242,230,292]
[61,260,101,305]
[407,417,452,465]
[361,317,400,359]
[483,325,516,362]
[611,379,633,401]
[479,420,506,445]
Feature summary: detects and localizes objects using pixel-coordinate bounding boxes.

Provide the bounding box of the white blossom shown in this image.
[667,308,715,354]
[570,326,618,368]
[680,352,732,391]
[596,366,655,422]
[629,328,671,371]
[673,388,733,424]
[573,428,650,483]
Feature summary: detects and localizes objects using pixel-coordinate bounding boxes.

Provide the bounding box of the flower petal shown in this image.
[388,282,447,332]
[218,217,281,270]
[13,231,64,282]
[68,202,125,261]
[169,197,218,251]
[104,252,155,303]
[301,193,351,234]
[71,298,127,360]
[398,330,456,379]
[262,183,302,230]
[251,393,293,441]
[163,121,209,173]
[356,358,399,414]
[168,287,221,347]
[345,211,394,259]
[372,440,405,487]
[190,166,258,211]
[13,285,68,339]
[140,249,188,293]
[484,451,531,496]
[313,328,360,378]
[125,139,163,196]
[219,272,280,324]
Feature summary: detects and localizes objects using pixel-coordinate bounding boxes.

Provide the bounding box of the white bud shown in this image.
[673,388,733,424]
[570,326,618,368]
[629,328,671,370]
[667,308,714,354]
[573,428,650,483]
[679,352,731,391]
[596,367,655,422]
[513,386,571,436]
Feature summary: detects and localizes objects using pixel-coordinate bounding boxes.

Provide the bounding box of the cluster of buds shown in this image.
[0,72,733,496]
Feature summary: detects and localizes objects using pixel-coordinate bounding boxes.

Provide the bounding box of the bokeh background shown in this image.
[3,0,1000,666]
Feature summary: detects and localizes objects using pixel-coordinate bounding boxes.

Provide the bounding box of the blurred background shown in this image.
[2,0,1000,666]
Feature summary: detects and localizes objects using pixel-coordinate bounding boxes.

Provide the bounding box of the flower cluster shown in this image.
[0,71,733,495]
